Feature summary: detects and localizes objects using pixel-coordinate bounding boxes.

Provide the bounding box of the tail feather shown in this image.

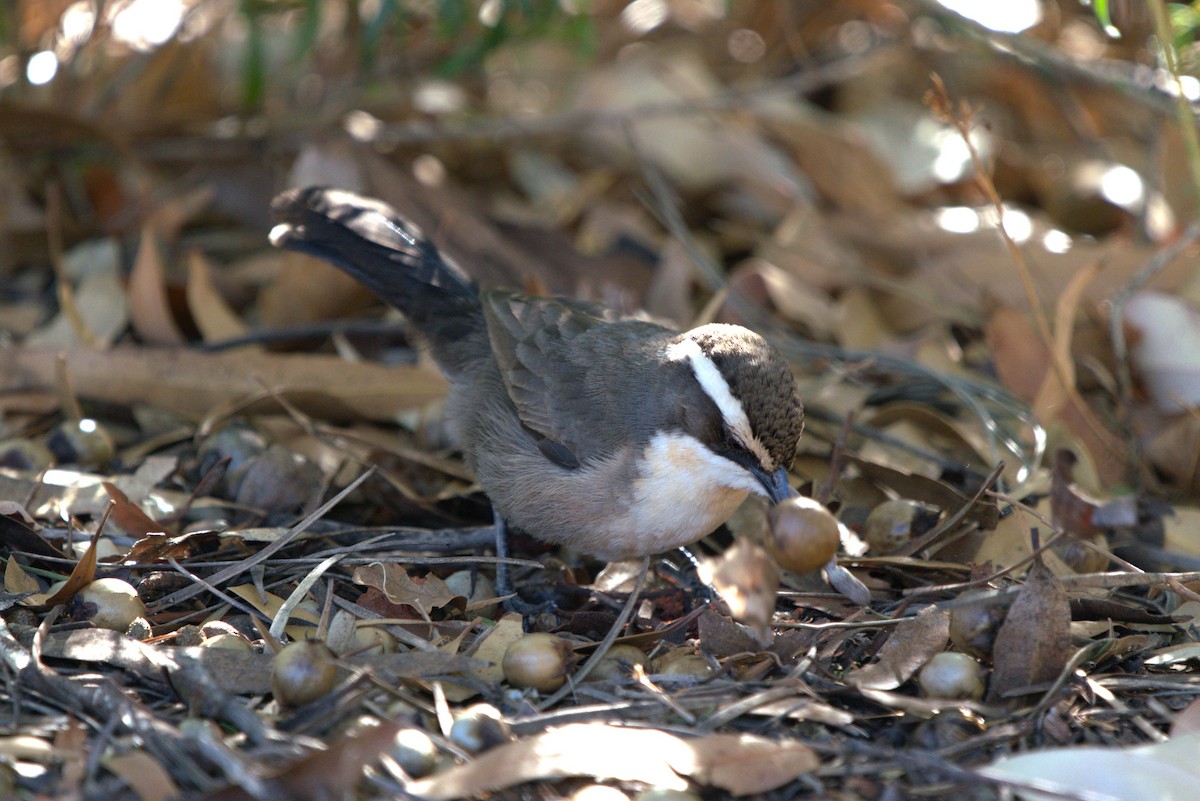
[270,187,487,376]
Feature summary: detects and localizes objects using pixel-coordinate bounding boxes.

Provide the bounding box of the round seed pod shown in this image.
[271,640,337,707]
[200,633,253,652]
[46,419,115,469]
[652,650,714,679]
[862,499,939,554]
[502,633,576,692]
[449,704,511,753]
[391,727,439,778]
[0,438,55,471]
[765,496,840,573]
[918,652,985,700]
[444,570,499,619]
[584,644,649,682]
[948,592,1010,660]
[231,445,322,514]
[76,578,145,632]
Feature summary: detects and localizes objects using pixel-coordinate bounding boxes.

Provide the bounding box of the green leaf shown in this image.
[241,10,266,110]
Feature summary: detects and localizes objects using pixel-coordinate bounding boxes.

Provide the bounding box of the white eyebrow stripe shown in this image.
[666,337,773,471]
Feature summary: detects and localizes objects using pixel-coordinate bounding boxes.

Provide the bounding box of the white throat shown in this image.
[615,430,765,554]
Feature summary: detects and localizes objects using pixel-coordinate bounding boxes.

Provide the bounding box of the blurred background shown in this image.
[3,0,1200,510]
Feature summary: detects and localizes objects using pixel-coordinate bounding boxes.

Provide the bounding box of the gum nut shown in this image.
[449,704,511,753]
[200,633,252,652]
[444,570,499,618]
[863,499,937,554]
[502,633,576,692]
[45,419,115,469]
[391,727,438,778]
[271,641,337,706]
[0,438,55,471]
[949,593,1008,660]
[918,652,985,700]
[584,644,649,682]
[77,578,145,632]
[766,496,840,573]
[652,651,714,679]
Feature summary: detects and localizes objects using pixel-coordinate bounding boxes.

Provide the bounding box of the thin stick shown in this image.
[538,554,651,710]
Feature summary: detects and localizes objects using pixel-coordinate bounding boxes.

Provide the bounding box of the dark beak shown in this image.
[754,466,795,504]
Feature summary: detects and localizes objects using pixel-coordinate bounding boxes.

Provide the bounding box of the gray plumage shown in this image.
[270,187,803,560]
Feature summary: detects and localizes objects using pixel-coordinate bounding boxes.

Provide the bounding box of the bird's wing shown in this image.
[481,289,668,467]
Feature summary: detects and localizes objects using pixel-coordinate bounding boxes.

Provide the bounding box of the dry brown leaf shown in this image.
[185,249,255,346]
[407,723,818,799]
[353,563,456,618]
[0,506,63,562]
[697,608,758,659]
[4,557,40,594]
[989,559,1073,701]
[697,539,779,644]
[986,305,1126,486]
[465,613,525,687]
[103,750,178,801]
[205,720,402,801]
[258,251,374,327]
[845,605,950,691]
[1032,261,1099,422]
[572,51,802,197]
[144,185,216,243]
[760,102,904,220]
[102,481,176,540]
[833,285,892,350]
[128,226,187,346]
[685,733,820,795]
[25,528,101,608]
[987,305,1051,402]
[228,584,320,643]
[0,346,448,422]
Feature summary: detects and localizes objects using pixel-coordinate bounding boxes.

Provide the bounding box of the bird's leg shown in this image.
[492,509,556,618]
[660,545,714,607]
[492,509,514,599]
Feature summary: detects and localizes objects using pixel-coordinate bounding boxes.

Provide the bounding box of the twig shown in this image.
[538,554,651,710]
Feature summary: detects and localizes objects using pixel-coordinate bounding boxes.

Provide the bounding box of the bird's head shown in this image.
[665,324,803,503]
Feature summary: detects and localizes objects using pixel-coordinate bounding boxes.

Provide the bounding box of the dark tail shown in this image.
[270,187,487,376]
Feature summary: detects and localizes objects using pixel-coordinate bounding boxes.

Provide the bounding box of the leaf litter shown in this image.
[3,3,1200,800]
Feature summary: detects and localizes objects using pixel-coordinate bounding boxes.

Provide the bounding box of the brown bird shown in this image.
[270,187,803,566]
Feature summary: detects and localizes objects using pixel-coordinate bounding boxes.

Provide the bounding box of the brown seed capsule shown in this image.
[765,496,840,573]
[391,727,439,778]
[863,499,939,554]
[949,592,1009,660]
[449,704,511,753]
[502,633,576,692]
[444,570,499,619]
[231,445,322,514]
[652,650,715,679]
[200,633,253,652]
[46,419,115,469]
[271,640,337,706]
[0,438,55,471]
[584,644,649,682]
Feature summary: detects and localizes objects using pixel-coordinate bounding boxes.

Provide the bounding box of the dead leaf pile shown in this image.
[4,3,1200,800]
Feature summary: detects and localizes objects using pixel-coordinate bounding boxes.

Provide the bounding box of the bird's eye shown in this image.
[723,426,745,451]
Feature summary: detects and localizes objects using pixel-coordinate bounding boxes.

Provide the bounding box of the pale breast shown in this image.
[591,430,761,558]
